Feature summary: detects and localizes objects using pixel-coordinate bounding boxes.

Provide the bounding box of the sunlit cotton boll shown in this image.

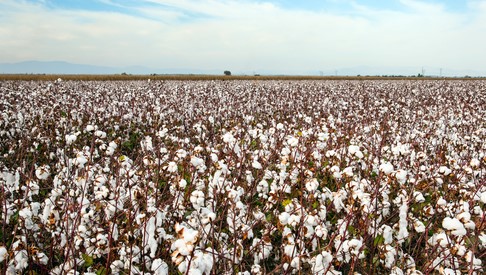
[287,136,299,147]
[438,166,452,176]
[252,160,263,170]
[470,158,480,168]
[379,162,394,175]
[191,156,204,168]
[0,246,7,262]
[85,124,95,132]
[35,165,50,180]
[395,169,407,184]
[65,134,77,145]
[442,217,466,236]
[151,259,169,275]
[348,145,363,158]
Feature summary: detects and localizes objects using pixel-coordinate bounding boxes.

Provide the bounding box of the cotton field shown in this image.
[0,79,485,274]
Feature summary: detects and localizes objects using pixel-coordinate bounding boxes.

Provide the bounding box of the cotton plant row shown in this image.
[0,79,485,274]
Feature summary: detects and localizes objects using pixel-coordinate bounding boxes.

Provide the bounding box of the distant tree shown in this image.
[224,70,231,76]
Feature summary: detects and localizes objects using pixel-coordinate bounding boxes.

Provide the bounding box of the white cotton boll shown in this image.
[290,257,300,269]
[223,132,235,144]
[190,156,204,168]
[479,233,486,248]
[178,179,187,189]
[151,259,169,275]
[94,130,106,138]
[315,225,328,239]
[0,246,7,262]
[305,178,319,192]
[85,125,95,132]
[413,191,425,203]
[325,150,336,158]
[210,153,218,162]
[252,160,262,170]
[395,169,407,184]
[35,165,50,180]
[65,134,77,145]
[288,214,301,227]
[442,217,466,236]
[348,145,360,155]
[470,158,480,168]
[481,192,486,204]
[380,225,393,244]
[75,154,88,167]
[167,161,178,173]
[318,132,329,141]
[428,232,449,247]
[287,136,299,147]
[312,251,333,275]
[390,267,404,275]
[14,249,29,271]
[259,134,268,144]
[276,123,284,130]
[413,219,426,233]
[442,268,460,275]
[465,251,482,271]
[383,245,396,268]
[397,201,409,243]
[379,162,394,175]
[437,197,447,206]
[342,167,353,177]
[145,216,158,258]
[456,211,471,223]
[438,166,452,176]
[171,239,193,256]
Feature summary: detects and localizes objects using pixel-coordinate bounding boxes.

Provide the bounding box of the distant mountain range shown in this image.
[0,60,484,77]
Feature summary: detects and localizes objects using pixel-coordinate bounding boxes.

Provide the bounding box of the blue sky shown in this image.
[1,0,486,75]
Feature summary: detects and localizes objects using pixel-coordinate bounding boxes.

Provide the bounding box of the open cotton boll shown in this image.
[348,145,360,155]
[151,259,168,275]
[395,169,407,184]
[35,165,50,180]
[287,136,299,147]
[85,124,95,132]
[379,162,394,175]
[222,132,235,144]
[413,191,425,203]
[0,246,7,262]
[191,156,204,168]
[481,192,486,204]
[438,166,452,176]
[412,219,426,233]
[252,160,262,170]
[442,217,467,236]
[65,134,77,145]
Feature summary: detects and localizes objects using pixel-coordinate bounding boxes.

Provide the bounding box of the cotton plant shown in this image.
[0,79,485,273]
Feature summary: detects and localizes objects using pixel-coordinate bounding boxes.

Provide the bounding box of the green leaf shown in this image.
[82,253,94,267]
[96,267,107,275]
[282,199,292,207]
[347,225,356,235]
[373,234,385,246]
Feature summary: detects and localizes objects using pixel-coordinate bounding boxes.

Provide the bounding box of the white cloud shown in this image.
[1,0,486,74]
